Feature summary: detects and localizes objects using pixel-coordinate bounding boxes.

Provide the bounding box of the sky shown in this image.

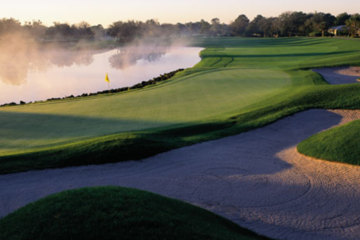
[1,0,360,27]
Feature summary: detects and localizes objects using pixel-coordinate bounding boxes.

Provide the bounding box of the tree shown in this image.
[278,12,309,36]
[73,22,95,40]
[24,20,46,39]
[306,12,336,37]
[0,18,22,35]
[199,19,211,35]
[246,15,267,37]
[346,14,360,37]
[210,18,222,36]
[230,14,249,36]
[107,21,142,44]
[336,12,351,25]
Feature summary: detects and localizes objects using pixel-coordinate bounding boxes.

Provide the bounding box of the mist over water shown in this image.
[0,36,202,105]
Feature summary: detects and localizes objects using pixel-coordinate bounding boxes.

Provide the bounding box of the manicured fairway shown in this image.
[0,68,291,155]
[1,37,360,173]
[298,119,360,165]
[0,187,270,240]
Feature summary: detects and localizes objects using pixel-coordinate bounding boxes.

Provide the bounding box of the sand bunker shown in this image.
[313,66,360,85]
[337,66,360,77]
[1,109,360,239]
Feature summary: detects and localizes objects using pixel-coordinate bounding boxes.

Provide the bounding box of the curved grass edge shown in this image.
[0,186,272,240]
[297,119,360,165]
[0,69,186,108]
[2,83,360,174]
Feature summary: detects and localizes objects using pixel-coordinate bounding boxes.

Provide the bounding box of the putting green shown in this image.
[0,68,291,155]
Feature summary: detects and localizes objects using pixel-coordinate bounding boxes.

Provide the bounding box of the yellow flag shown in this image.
[105,73,110,83]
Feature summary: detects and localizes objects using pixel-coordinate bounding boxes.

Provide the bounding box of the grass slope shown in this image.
[1,37,360,173]
[0,186,271,240]
[297,120,360,165]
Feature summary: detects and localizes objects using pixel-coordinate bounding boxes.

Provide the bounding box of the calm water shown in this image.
[0,46,202,105]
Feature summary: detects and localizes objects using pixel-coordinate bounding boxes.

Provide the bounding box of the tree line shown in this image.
[0,11,359,44]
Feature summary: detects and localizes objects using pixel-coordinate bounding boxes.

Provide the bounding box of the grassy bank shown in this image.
[0,186,271,240]
[1,37,360,174]
[297,119,360,165]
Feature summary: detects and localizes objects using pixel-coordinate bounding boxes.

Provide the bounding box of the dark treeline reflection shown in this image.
[0,32,174,85]
[109,45,166,69]
[0,34,96,85]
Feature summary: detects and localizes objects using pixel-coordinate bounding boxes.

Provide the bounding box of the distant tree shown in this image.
[0,18,22,35]
[210,18,222,36]
[175,23,187,35]
[90,24,106,40]
[262,17,280,37]
[336,12,351,25]
[160,23,177,36]
[145,19,161,37]
[230,14,249,36]
[185,22,201,35]
[45,22,73,40]
[73,22,95,40]
[305,12,336,37]
[107,21,142,43]
[278,12,309,36]
[346,14,360,37]
[246,15,267,37]
[24,20,47,39]
[199,19,211,35]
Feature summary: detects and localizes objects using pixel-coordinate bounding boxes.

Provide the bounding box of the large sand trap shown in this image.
[313,67,360,85]
[1,109,360,240]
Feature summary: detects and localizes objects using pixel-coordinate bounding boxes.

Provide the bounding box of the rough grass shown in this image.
[0,186,271,240]
[297,120,360,165]
[1,37,360,174]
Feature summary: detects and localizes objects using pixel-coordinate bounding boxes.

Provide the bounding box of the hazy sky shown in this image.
[2,0,360,27]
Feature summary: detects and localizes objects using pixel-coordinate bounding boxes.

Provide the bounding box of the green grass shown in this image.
[1,37,360,173]
[0,186,271,240]
[297,120,360,165]
[0,68,291,155]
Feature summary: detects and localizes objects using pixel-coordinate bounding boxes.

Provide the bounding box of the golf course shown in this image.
[1,37,360,174]
[2,37,360,240]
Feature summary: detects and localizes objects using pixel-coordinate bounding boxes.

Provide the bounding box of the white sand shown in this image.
[1,109,360,240]
[313,67,360,85]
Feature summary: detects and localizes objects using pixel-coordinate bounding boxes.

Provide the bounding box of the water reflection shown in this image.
[0,39,202,104]
[0,34,40,85]
[0,34,96,86]
[109,46,167,69]
[45,49,95,68]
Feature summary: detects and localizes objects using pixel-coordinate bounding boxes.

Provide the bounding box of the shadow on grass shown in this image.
[1,83,360,175]
[0,110,173,142]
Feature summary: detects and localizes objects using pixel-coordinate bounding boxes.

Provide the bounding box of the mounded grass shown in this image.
[0,186,271,240]
[297,120,360,165]
[1,37,360,173]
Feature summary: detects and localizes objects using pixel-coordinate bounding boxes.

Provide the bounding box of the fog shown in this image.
[0,34,201,105]
[0,33,97,86]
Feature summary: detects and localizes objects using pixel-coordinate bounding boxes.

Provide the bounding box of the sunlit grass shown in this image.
[298,119,360,165]
[1,37,360,173]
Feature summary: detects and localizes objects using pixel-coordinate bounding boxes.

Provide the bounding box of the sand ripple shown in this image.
[1,109,360,239]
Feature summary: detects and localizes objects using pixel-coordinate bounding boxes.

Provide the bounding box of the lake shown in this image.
[0,45,202,105]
